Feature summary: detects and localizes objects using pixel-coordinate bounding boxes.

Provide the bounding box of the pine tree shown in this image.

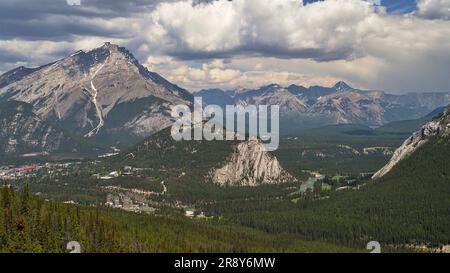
[20,184,31,216]
[2,183,11,209]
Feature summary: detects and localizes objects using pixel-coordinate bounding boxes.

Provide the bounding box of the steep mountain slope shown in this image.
[0,43,193,146]
[372,106,450,179]
[0,100,86,157]
[307,90,386,125]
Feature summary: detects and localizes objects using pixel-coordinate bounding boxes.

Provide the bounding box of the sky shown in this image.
[0,0,448,93]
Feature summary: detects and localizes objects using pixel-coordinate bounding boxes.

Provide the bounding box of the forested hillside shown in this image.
[204,136,450,250]
[0,184,357,253]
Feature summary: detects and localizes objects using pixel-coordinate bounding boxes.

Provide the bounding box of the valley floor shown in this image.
[1,128,449,253]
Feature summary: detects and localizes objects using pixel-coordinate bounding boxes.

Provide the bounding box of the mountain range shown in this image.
[0,42,448,157]
[197,82,449,127]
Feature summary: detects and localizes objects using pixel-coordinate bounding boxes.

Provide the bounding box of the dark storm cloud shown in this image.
[0,17,126,40]
[0,0,157,19]
[0,0,163,40]
[166,44,359,63]
[0,49,28,63]
[0,0,163,71]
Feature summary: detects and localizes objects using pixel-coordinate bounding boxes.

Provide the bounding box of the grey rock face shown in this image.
[372,106,450,179]
[0,43,193,145]
[0,101,73,156]
[212,138,295,186]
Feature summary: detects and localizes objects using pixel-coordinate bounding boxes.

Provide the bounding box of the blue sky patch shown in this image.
[303,0,417,14]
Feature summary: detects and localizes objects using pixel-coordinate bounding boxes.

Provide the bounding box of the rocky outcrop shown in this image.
[372,106,450,179]
[211,138,295,186]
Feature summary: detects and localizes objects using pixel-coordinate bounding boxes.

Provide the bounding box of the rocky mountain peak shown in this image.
[89,42,122,56]
[265,83,282,89]
[0,43,193,146]
[99,42,137,62]
[333,81,353,92]
[102,42,118,50]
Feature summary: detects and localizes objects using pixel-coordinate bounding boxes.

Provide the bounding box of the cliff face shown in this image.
[212,138,295,186]
[372,106,450,179]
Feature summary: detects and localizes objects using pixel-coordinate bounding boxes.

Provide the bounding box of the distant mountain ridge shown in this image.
[197,82,449,127]
[234,84,308,116]
[375,106,447,134]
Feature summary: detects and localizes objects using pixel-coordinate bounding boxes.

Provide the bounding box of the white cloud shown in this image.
[137,0,449,92]
[146,56,341,91]
[417,0,449,20]
[143,0,379,61]
[0,0,448,93]
[147,57,242,89]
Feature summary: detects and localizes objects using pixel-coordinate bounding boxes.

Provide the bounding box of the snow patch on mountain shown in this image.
[84,61,107,138]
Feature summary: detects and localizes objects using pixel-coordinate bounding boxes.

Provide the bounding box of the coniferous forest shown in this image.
[1,136,449,253]
[203,136,450,249]
[1,183,360,253]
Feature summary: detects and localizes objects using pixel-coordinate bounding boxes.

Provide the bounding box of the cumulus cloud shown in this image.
[138,0,449,92]
[144,0,379,61]
[146,56,341,91]
[147,57,242,89]
[0,0,448,93]
[417,0,449,20]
